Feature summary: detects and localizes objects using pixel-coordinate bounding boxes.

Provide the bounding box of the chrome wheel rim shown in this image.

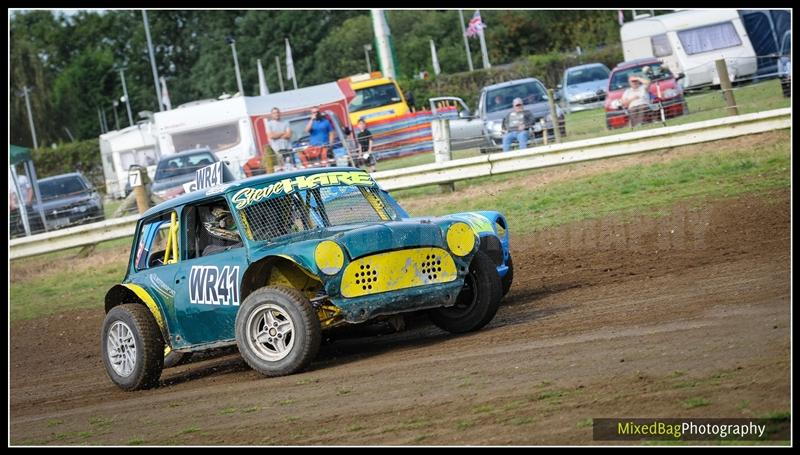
[107,321,137,377]
[247,304,295,362]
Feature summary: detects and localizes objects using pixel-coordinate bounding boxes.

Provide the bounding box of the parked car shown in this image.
[101,167,512,390]
[11,172,105,235]
[431,78,566,153]
[604,58,688,129]
[558,63,611,113]
[150,148,219,200]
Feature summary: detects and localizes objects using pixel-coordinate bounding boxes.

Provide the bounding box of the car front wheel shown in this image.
[429,250,502,333]
[235,286,321,377]
[101,304,164,391]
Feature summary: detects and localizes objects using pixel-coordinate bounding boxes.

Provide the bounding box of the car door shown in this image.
[429,96,486,150]
[171,198,250,348]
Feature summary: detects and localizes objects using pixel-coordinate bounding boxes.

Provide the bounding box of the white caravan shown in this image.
[621,9,758,89]
[99,123,159,199]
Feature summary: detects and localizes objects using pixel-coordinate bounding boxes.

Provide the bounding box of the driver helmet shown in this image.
[203,206,240,242]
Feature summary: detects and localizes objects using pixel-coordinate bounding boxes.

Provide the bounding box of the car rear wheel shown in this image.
[429,250,502,333]
[235,286,321,377]
[101,304,164,391]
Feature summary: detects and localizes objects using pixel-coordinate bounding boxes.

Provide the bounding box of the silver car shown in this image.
[431,77,566,152]
[558,63,610,113]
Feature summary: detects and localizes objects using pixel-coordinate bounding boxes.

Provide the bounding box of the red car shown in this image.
[604,58,688,129]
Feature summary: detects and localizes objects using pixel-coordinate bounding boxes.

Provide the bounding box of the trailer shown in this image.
[153,81,355,180]
[99,123,159,199]
[621,9,759,89]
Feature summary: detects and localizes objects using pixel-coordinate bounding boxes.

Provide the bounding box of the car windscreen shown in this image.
[486,82,548,113]
[235,182,398,242]
[566,66,610,86]
[155,152,216,181]
[348,83,401,113]
[609,63,671,91]
[39,176,87,200]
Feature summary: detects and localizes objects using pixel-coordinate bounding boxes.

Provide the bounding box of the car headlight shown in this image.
[315,240,345,275]
[446,222,476,257]
[663,89,679,99]
[611,99,622,109]
[533,122,543,132]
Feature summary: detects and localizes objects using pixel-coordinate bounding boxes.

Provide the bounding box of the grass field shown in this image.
[375,78,789,172]
[9,130,789,322]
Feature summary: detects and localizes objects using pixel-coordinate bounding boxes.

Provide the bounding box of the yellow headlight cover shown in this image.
[446,222,476,256]
[315,240,345,275]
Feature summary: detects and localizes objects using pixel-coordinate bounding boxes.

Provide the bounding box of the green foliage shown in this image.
[10,9,624,146]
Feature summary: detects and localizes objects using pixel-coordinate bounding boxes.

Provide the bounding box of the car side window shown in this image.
[184,199,243,259]
[134,211,180,270]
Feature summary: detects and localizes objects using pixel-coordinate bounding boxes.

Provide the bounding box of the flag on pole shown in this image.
[257,59,269,95]
[159,76,171,110]
[285,38,297,90]
[618,10,625,26]
[465,10,486,38]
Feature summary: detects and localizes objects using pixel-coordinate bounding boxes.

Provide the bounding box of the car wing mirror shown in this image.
[458,109,472,119]
[676,72,685,81]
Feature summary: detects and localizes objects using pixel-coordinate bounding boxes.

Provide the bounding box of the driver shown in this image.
[202,205,242,255]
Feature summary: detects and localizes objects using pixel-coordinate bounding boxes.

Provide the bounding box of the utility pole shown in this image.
[142,10,163,112]
[119,68,134,126]
[226,36,244,96]
[112,100,121,130]
[458,10,474,72]
[18,85,48,232]
[98,107,106,133]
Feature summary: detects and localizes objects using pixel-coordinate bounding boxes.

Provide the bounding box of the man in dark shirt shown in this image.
[354,118,376,173]
[501,97,535,152]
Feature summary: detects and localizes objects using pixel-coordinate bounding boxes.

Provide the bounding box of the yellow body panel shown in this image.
[123,283,167,333]
[340,247,457,298]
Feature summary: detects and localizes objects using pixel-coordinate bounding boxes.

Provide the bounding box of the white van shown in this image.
[621,9,758,89]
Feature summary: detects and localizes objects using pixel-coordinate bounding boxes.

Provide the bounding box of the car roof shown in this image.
[160,148,215,161]
[141,166,367,218]
[613,58,662,71]
[482,78,544,92]
[565,63,609,73]
[39,172,84,182]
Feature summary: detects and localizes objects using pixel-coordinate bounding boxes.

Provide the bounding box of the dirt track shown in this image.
[10,190,790,445]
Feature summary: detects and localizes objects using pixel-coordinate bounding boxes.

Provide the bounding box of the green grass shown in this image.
[682,397,711,409]
[375,79,788,171]
[396,132,789,235]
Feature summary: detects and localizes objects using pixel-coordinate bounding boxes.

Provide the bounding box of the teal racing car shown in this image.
[101,167,512,390]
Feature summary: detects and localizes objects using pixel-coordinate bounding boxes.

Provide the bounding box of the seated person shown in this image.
[620,73,651,127]
[501,98,535,152]
[201,205,242,256]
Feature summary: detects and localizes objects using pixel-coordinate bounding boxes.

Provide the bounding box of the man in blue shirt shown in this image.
[301,106,335,167]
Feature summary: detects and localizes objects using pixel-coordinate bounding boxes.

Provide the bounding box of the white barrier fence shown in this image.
[10,108,791,260]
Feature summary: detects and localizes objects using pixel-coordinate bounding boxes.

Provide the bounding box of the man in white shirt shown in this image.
[266,107,293,171]
[620,74,651,127]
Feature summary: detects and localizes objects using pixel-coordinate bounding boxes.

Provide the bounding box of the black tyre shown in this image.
[163,349,193,369]
[235,286,321,377]
[429,250,502,333]
[101,304,164,391]
[501,255,514,297]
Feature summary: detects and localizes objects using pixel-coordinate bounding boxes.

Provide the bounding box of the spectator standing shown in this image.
[266,107,293,171]
[354,118,376,173]
[501,97,535,152]
[301,107,335,167]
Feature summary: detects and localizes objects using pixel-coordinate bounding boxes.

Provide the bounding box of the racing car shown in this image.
[101,167,512,390]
